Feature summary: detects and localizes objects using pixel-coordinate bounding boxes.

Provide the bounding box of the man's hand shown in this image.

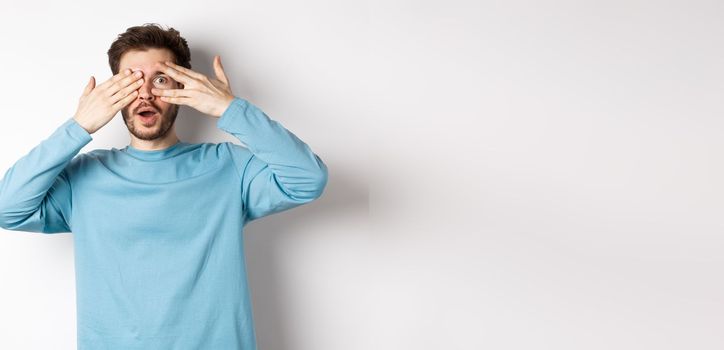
[152,55,235,118]
[73,69,144,134]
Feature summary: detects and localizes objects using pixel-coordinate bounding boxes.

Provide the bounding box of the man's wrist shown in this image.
[72,116,95,134]
[214,96,236,118]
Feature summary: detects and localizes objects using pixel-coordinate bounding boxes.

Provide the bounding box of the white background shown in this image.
[1,0,723,349]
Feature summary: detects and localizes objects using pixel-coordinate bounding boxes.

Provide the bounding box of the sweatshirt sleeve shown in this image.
[0,117,92,233]
[217,97,328,223]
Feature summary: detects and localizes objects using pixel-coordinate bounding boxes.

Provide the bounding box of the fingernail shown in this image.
[134,71,142,77]
[125,69,131,75]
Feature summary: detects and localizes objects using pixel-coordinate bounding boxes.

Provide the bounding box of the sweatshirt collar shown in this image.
[121,141,187,160]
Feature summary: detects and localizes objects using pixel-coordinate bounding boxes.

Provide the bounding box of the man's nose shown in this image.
[137,78,155,101]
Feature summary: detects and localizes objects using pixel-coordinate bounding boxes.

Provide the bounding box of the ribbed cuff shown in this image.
[61,117,93,145]
[216,97,250,132]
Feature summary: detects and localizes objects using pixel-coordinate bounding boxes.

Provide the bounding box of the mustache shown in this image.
[134,103,159,114]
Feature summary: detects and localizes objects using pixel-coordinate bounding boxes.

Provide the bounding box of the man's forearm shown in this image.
[0,118,91,230]
[217,97,328,201]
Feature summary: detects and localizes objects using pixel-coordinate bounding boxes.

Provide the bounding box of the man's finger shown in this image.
[112,90,139,110]
[213,56,230,87]
[97,68,133,90]
[82,76,95,97]
[157,64,196,86]
[106,71,144,97]
[111,77,145,104]
[151,88,197,98]
[163,61,207,81]
[158,95,193,106]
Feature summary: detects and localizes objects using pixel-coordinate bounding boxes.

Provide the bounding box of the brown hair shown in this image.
[107,23,191,75]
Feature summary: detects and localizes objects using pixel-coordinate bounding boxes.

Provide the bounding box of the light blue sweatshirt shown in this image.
[0,97,328,349]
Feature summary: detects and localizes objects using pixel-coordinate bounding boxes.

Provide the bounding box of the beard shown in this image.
[121,103,179,141]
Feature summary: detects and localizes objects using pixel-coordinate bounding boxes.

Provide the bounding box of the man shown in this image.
[0,23,328,349]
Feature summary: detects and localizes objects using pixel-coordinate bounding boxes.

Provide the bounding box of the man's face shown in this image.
[118,48,182,141]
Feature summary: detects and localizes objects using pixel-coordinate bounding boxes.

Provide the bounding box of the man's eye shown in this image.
[154,76,167,84]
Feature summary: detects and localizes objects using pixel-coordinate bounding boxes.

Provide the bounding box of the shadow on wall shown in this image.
[245,165,366,350]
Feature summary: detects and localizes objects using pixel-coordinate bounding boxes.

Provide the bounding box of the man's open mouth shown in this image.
[136,110,159,125]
